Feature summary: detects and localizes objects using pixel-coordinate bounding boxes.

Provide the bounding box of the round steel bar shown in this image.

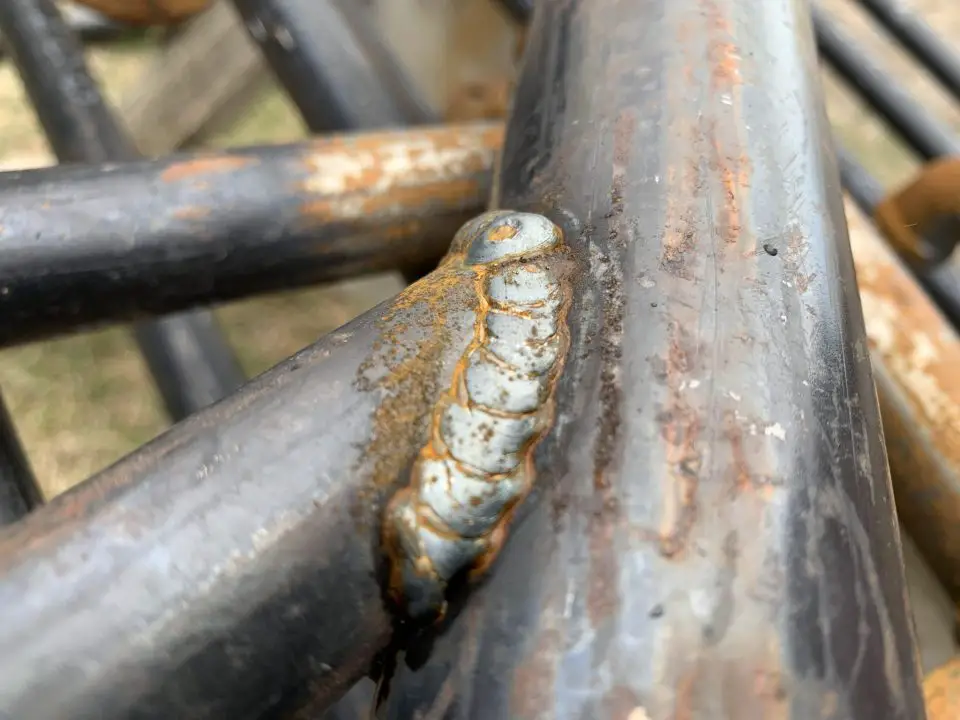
[377,0,926,716]
[856,0,960,103]
[0,0,244,419]
[231,0,437,133]
[0,267,486,717]
[0,123,501,346]
[813,3,960,159]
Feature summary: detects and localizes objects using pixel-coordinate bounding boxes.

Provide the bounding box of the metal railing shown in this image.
[4,0,960,716]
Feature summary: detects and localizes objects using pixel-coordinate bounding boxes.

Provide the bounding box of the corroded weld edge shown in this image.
[382,210,572,620]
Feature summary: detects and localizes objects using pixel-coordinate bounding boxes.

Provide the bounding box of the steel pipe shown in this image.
[856,0,960,103]
[0,245,492,717]
[376,0,926,717]
[231,0,437,133]
[231,0,439,286]
[0,0,244,419]
[813,3,960,159]
[0,123,501,345]
[0,398,41,526]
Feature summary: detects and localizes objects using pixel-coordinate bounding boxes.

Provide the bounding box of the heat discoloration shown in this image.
[383,211,573,619]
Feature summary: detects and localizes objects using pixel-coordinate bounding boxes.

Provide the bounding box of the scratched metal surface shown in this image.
[0,123,500,346]
[0,265,482,719]
[377,0,926,718]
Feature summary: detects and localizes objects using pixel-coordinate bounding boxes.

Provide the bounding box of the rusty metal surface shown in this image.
[924,656,960,720]
[0,237,497,718]
[0,123,500,345]
[374,0,926,717]
[845,195,960,602]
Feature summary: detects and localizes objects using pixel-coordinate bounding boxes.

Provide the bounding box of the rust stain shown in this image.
[586,109,633,626]
[159,155,256,183]
[510,627,562,719]
[300,124,503,198]
[924,656,960,720]
[354,259,473,518]
[602,686,643,720]
[658,322,702,559]
[299,178,485,224]
[171,206,212,221]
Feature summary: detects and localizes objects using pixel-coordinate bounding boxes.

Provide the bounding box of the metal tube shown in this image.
[378,0,926,716]
[0,244,494,717]
[0,124,501,346]
[0,0,244,419]
[231,0,437,133]
[855,0,960,103]
[230,0,440,287]
[813,3,960,159]
[0,398,41,525]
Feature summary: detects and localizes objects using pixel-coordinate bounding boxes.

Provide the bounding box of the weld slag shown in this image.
[383,210,572,620]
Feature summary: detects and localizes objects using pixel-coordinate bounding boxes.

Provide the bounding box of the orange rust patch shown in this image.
[171,206,212,221]
[160,155,256,183]
[924,656,960,720]
[658,323,702,559]
[356,264,473,504]
[488,223,519,243]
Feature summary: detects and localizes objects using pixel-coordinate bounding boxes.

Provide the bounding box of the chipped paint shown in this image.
[383,211,572,619]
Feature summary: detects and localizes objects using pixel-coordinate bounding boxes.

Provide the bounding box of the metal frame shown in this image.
[0,0,953,716]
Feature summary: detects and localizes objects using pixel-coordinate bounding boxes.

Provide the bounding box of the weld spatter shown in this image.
[383,210,572,621]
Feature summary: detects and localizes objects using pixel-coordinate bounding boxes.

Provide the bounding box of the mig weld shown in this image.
[382,211,573,621]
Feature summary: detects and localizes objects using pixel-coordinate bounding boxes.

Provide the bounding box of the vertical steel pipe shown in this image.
[377,0,926,717]
[0,0,245,419]
[0,398,41,525]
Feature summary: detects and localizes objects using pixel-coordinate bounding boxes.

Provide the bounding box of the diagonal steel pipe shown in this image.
[375,0,927,717]
[0,0,244,420]
[0,124,500,346]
